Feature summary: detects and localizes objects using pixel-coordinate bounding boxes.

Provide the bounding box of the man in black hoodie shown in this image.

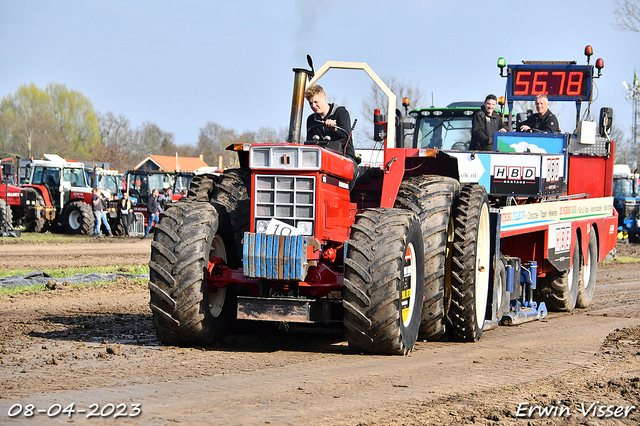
[519,94,560,133]
[470,94,505,151]
[304,84,357,188]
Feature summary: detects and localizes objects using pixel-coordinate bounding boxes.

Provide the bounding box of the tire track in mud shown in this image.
[0,314,634,426]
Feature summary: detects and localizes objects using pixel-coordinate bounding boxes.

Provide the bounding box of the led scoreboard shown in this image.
[506,64,593,102]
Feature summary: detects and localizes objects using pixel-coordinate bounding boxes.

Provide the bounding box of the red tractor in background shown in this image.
[149,49,617,355]
[20,154,99,234]
[0,157,51,234]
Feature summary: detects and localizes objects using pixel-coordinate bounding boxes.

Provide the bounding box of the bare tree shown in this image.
[197,121,238,167]
[614,0,640,32]
[358,76,427,147]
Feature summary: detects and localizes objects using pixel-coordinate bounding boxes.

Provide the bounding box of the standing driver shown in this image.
[304,84,358,189]
[470,94,505,151]
[519,94,560,133]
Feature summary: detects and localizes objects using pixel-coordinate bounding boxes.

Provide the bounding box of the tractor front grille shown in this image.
[254,174,315,232]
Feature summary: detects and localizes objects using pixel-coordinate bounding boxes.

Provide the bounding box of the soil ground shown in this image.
[0,236,638,425]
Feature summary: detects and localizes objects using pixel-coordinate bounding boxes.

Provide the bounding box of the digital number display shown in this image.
[507,65,592,101]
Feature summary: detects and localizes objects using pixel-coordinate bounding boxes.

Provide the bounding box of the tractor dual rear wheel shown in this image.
[447,184,491,342]
[395,175,460,341]
[343,208,425,355]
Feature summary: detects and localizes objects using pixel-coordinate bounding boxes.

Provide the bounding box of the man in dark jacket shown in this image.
[144,189,159,238]
[304,84,357,189]
[470,94,505,151]
[519,94,560,133]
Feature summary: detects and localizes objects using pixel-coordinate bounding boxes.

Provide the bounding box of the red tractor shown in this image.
[0,158,51,234]
[21,154,98,234]
[149,49,617,354]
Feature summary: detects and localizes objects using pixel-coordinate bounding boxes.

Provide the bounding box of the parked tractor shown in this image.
[149,48,617,354]
[124,169,192,227]
[21,154,101,234]
[1,157,55,233]
[613,164,640,242]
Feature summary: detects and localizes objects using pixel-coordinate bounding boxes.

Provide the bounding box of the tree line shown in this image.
[0,83,287,171]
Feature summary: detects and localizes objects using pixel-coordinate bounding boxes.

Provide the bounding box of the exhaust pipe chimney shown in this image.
[287,55,315,144]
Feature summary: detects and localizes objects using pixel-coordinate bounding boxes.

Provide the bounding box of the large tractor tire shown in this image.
[0,198,13,231]
[343,208,425,355]
[62,200,93,235]
[395,175,460,341]
[209,168,251,269]
[149,201,237,346]
[576,230,598,308]
[447,184,491,342]
[537,232,580,312]
[23,193,48,233]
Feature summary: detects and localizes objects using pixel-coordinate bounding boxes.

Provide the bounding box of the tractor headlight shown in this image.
[256,220,269,234]
[297,221,313,235]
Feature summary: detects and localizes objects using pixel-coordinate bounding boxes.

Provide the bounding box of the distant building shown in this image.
[134,154,209,172]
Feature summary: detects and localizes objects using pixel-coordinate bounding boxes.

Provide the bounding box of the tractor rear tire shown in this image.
[149,201,237,346]
[447,184,491,342]
[576,230,598,308]
[62,200,93,235]
[395,175,460,341]
[537,233,580,312]
[0,199,13,231]
[343,208,425,355]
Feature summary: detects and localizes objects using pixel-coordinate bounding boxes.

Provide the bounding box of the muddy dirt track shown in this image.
[0,237,639,425]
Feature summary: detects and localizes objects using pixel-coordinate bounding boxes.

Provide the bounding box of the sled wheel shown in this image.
[493,254,509,321]
[343,208,425,355]
[537,232,580,312]
[149,201,237,346]
[62,200,93,234]
[395,175,459,341]
[447,184,491,342]
[576,230,598,308]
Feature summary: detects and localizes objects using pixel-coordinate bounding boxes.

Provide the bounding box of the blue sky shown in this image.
[1,1,637,147]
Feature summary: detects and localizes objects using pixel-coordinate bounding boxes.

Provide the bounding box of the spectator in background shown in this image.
[144,189,160,239]
[118,192,134,237]
[92,187,112,237]
[159,188,173,211]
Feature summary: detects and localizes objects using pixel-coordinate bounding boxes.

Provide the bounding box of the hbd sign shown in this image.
[494,165,536,181]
